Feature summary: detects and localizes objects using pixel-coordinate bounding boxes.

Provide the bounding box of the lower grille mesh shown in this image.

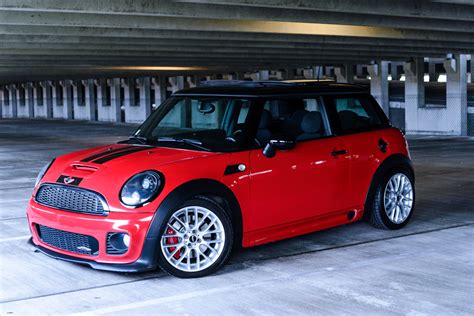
[36,224,99,256]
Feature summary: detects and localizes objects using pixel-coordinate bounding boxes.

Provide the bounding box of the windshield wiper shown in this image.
[156,137,210,151]
[127,135,149,145]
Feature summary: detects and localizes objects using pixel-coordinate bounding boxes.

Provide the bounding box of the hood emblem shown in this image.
[57,175,83,186]
[64,176,75,184]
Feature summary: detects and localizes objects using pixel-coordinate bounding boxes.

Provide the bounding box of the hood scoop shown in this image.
[71,164,99,173]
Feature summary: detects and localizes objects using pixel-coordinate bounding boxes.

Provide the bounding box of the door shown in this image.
[323,94,392,208]
[247,97,351,232]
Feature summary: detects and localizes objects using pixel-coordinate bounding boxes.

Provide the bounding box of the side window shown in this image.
[256,98,326,146]
[329,96,385,133]
[237,101,250,124]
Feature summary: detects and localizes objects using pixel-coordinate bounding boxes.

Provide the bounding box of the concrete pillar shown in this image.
[169,76,185,93]
[19,83,34,118]
[444,54,468,136]
[0,85,3,118]
[303,68,313,79]
[325,66,335,78]
[3,84,18,118]
[152,76,168,108]
[367,61,389,116]
[15,84,23,109]
[404,58,425,134]
[313,66,324,80]
[92,79,115,122]
[72,81,86,120]
[138,77,151,116]
[80,79,97,121]
[38,81,53,118]
[335,64,355,83]
[469,56,473,84]
[258,70,269,81]
[249,72,259,81]
[186,76,197,88]
[122,77,151,123]
[121,77,135,114]
[51,81,64,119]
[95,79,106,109]
[284,69,295,80]
[109,78,122,122]
[234,72,245,80]
[60,80,73,119]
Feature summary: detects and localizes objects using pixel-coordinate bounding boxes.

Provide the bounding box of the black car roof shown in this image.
[174,80,368,97]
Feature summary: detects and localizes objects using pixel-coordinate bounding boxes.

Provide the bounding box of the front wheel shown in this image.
[157,198,233,278]
[369,169,415,230]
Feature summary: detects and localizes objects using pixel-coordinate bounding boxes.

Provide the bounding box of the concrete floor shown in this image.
[0,119,473,315]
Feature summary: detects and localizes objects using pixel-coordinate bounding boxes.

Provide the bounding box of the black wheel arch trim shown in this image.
[363,153,415,220]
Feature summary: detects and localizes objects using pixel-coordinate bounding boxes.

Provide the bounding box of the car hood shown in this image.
[38,144,219,204]
[54,144,216,172]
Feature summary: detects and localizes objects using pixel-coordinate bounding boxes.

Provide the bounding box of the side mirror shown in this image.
[262,137,296,158]
[270,138,296,150]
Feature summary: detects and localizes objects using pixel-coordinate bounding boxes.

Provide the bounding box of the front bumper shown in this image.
[28,237,158,272]
[27,200,159,272]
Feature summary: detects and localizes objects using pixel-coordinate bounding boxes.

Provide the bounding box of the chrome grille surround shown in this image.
[35,183,109,216]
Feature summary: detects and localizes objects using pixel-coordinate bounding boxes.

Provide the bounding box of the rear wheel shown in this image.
[157,198,233,278]
[369,169,415,230]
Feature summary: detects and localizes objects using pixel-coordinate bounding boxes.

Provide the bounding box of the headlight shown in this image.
[35,159,55,187]
[120,171,163,207]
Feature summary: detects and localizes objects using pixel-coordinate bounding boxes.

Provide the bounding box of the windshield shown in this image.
[133,96,255,152]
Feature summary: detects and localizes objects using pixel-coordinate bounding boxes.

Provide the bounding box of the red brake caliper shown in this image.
[166,227,182,259]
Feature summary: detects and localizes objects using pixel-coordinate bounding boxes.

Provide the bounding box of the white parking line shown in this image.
[0,235,30,243]
[71,277,281,316]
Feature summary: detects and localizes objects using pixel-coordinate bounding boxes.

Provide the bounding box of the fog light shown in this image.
[107,232,130,255]
[123,234,130,248]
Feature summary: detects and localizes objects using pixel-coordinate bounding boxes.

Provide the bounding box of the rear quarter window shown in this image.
[324,94,389,135]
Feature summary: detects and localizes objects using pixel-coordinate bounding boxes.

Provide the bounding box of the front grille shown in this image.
[35,184,109,216]
[36,224,99,256]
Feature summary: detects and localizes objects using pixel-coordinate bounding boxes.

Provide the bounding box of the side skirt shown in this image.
[242,206,364,248]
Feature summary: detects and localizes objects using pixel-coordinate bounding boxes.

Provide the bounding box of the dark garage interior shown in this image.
[1,1,473,315]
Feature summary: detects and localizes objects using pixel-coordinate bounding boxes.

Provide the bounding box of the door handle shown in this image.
[331,149,348,156]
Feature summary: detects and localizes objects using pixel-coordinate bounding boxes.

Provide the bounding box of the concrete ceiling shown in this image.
[0,0,473,83]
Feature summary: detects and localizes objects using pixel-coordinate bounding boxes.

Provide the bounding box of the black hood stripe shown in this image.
[92,146,151,164]
[81,146,135,162]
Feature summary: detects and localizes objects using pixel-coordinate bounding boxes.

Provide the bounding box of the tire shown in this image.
[369,168,415,230]
[157,197,233,278]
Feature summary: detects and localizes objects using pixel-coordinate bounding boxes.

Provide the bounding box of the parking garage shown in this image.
[1,1,473,315]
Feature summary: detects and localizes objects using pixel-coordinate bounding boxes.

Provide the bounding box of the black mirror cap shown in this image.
[262,136,296,158]
[263,143,276,158]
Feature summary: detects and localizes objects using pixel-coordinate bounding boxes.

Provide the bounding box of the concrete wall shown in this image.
[1,68,473,136]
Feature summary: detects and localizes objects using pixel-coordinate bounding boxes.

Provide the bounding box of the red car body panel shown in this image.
[28,127,409,265]
[26,82,412,272]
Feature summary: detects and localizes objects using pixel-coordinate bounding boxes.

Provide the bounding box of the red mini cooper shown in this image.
[28,81,415,278]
